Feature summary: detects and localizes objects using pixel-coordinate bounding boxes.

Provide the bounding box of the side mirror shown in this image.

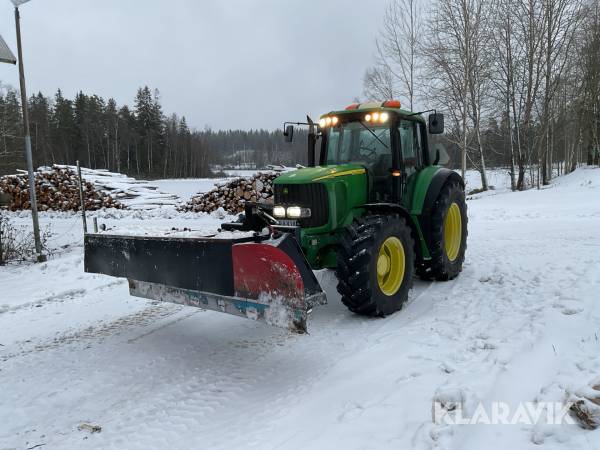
[428,113,444,134]
[284,124,294,143]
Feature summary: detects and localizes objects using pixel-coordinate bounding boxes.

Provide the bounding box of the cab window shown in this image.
[325,122,391,177]
[399,121,420,176]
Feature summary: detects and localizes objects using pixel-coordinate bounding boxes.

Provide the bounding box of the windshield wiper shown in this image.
[358,121,389,149]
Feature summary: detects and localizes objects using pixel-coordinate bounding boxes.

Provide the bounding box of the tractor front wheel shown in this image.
[336,215,414,316]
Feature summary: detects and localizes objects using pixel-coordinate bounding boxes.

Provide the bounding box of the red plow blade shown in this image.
[85,232,326,332]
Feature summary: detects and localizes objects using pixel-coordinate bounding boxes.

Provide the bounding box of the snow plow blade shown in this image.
[84,232,326,332]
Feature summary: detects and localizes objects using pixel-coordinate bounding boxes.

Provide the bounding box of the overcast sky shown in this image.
[0,0,387,131]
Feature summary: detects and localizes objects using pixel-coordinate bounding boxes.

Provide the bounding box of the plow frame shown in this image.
[84,231,326,332]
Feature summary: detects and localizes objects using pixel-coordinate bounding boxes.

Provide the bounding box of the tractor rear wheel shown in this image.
[418,181,468,281]
[336,215,414,316]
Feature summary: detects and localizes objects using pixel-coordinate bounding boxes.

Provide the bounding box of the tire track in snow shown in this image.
[0,302,183,363]
[0,280,124,315]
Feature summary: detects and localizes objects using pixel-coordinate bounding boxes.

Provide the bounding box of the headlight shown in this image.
[273,205,286,218]
[287,206,302,218]
[319,116,338,128]
[286,206,311,219]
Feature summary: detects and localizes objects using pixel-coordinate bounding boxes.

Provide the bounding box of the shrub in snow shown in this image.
[568,382,600,429]
[0,214,51,264]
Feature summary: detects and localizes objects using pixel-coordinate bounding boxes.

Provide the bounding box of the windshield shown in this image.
[324,121,391,174]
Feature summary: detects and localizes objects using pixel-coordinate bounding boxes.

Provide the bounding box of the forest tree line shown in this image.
[363,0,600,190]
[0,85,308,178]
[2,0,598,189]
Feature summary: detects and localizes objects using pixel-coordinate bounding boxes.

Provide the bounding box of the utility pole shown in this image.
[13,1,45,262]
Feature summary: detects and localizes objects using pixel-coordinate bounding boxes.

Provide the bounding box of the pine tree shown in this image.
[29,92,52,166]
[106,98,119,171]
[87,94,106,168]
[134,86,154,174]
[51,89,76,165]
[118,105,138,174]
[73,91,92,167]
[0,89,23,174]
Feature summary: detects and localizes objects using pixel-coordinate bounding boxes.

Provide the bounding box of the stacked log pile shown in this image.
[56,165,179,210]
[179,172,278,214]
[0,166,122,211]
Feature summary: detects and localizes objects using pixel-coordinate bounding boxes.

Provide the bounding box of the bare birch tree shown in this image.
[363,65,398,101]
[363,0,423,110]
[574,0,599,167]
[490,0,522,190]
[539,0,582,185]
[424,0,490,188]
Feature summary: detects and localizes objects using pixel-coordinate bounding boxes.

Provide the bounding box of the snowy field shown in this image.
[1,167,600,449]
[152,177,231,203]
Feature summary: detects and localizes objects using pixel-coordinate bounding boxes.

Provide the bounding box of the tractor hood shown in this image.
[274,164,366,185]
[272,163,369,253]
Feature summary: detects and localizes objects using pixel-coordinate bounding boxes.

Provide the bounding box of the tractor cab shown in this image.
[316,101,444,204]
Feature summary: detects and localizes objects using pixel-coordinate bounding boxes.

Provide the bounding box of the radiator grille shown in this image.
[274,183,329,228]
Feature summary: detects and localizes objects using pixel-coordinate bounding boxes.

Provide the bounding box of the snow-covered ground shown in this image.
[1,167,599,449]
[463,167,513,192]
[153,178,231,203]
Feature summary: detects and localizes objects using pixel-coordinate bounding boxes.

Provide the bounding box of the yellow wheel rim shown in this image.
[376,236,405,296]
[444,202,462,262]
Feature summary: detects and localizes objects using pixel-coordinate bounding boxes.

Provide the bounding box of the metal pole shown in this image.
[14,6,45,262]
[0,213,4,266]
[76,160,87,234]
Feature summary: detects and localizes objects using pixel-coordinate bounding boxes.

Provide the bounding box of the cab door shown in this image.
[397,119,423,201]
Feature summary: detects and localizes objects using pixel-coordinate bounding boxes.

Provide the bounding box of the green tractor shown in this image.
[84,101,467,332]
[275,100,467,316]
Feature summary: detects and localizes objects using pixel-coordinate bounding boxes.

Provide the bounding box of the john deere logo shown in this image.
[283,187,289,195]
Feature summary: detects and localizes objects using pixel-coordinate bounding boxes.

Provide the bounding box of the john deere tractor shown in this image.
[84,101,467,332]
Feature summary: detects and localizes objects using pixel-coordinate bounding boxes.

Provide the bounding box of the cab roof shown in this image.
[321,100,424,122]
